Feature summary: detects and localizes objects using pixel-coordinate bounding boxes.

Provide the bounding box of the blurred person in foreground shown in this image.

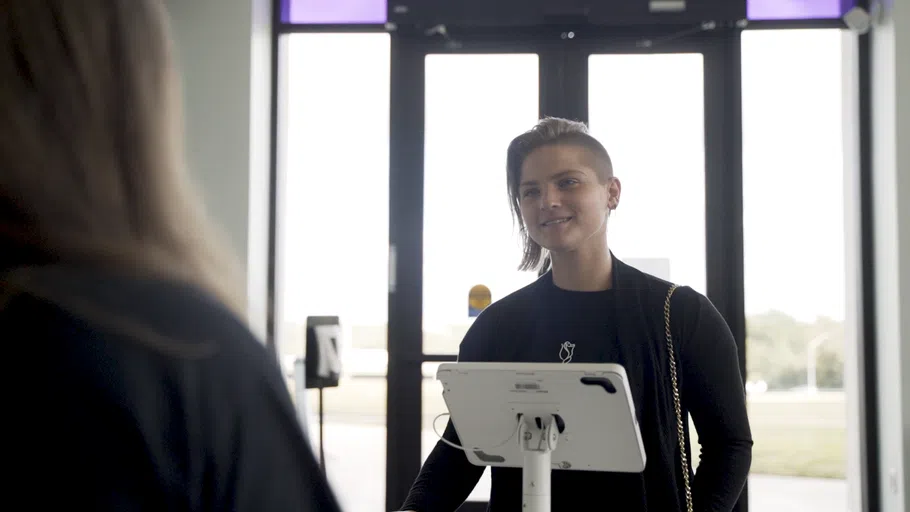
[0,1,340,510]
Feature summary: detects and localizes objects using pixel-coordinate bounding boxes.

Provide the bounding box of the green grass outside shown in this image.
[745,395,846,479]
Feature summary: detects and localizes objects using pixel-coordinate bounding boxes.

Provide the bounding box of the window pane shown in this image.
[747,0,850,20]
[742,29,849,512]
[278,33,390,512]
[422,54,540,356]
[588,54,707,295]
[282,0,387,24]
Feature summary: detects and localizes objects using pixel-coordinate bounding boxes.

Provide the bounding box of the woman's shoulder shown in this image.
[2,265,275,386]
[475,275,546,320]
[2,266,339,511]
[2,263,290,432]
[615,261,727,341]
[455,277,544,360]
[615,258,705,305]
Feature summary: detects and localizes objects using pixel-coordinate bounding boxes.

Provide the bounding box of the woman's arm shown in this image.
[676,287,753,512]
[399,312,495,511]
[400,421,485,511]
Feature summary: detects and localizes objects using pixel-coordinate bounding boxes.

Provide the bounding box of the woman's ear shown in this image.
[607,177,622,210]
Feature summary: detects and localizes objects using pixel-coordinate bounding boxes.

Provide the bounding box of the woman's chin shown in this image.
[531,231,585,255]
[537,239,575,255]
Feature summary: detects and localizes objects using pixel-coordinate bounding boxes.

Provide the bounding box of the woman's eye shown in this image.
[522,189,539,198]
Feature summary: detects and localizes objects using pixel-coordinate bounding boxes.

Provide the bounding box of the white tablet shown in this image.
[436,362,646,473]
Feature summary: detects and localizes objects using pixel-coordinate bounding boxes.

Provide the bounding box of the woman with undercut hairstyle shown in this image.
[401,117,752,512]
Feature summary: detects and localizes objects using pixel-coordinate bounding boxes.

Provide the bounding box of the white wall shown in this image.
[163,0,273,341]
[870,0,910,510]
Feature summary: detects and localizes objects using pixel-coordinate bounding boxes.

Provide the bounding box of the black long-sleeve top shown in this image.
[402,257,752,511]
[2,265,341,512]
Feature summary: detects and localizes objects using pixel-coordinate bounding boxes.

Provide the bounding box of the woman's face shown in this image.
[518,144,620,256]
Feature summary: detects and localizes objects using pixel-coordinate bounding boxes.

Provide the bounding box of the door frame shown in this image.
[385,25,746,512]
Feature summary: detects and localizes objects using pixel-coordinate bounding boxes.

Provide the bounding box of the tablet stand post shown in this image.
[519,414,559,512]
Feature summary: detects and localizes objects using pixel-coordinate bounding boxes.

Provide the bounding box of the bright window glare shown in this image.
[280,33,390,329]
[422,54,540,354]
[589,53,707,294]
[742,29,845,323]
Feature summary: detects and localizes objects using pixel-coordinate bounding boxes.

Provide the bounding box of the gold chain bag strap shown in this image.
[664,284,693,512]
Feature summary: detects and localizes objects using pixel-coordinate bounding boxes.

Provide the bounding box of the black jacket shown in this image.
[403,257,752,511]
[2,266,341,512]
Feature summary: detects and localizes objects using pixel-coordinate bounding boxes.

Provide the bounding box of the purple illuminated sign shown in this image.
[281,0,851,25]
[747,0,849,20]
[283,0,387,24]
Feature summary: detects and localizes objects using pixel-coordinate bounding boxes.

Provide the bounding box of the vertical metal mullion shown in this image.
[536,40,589,276]
[703,29,748,512]
[856,20,881,512]
[265,0,283,355]
[540,42,588,124]
[539,44,564,119]
[567,47,589,125]
[386,34,427,512]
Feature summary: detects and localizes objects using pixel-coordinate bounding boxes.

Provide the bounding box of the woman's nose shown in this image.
[540,186,561,209]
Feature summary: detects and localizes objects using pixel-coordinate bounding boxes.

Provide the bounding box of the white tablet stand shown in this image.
[436,362,646,512]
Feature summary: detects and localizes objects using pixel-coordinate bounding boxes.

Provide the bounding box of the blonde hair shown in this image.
[0,0,245,318]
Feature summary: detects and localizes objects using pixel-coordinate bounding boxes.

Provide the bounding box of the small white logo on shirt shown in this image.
[559,341,575,363]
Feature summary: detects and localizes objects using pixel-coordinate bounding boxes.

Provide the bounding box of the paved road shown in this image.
[305,421,847,512]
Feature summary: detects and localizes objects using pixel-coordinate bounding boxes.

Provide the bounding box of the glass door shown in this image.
[386,36,548,511]
[421,53,540,358]
[576,35,748,510]
[276,33,391,512]
[387,30,745,512]
[421,51,541,507]
[579,37,747,510]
